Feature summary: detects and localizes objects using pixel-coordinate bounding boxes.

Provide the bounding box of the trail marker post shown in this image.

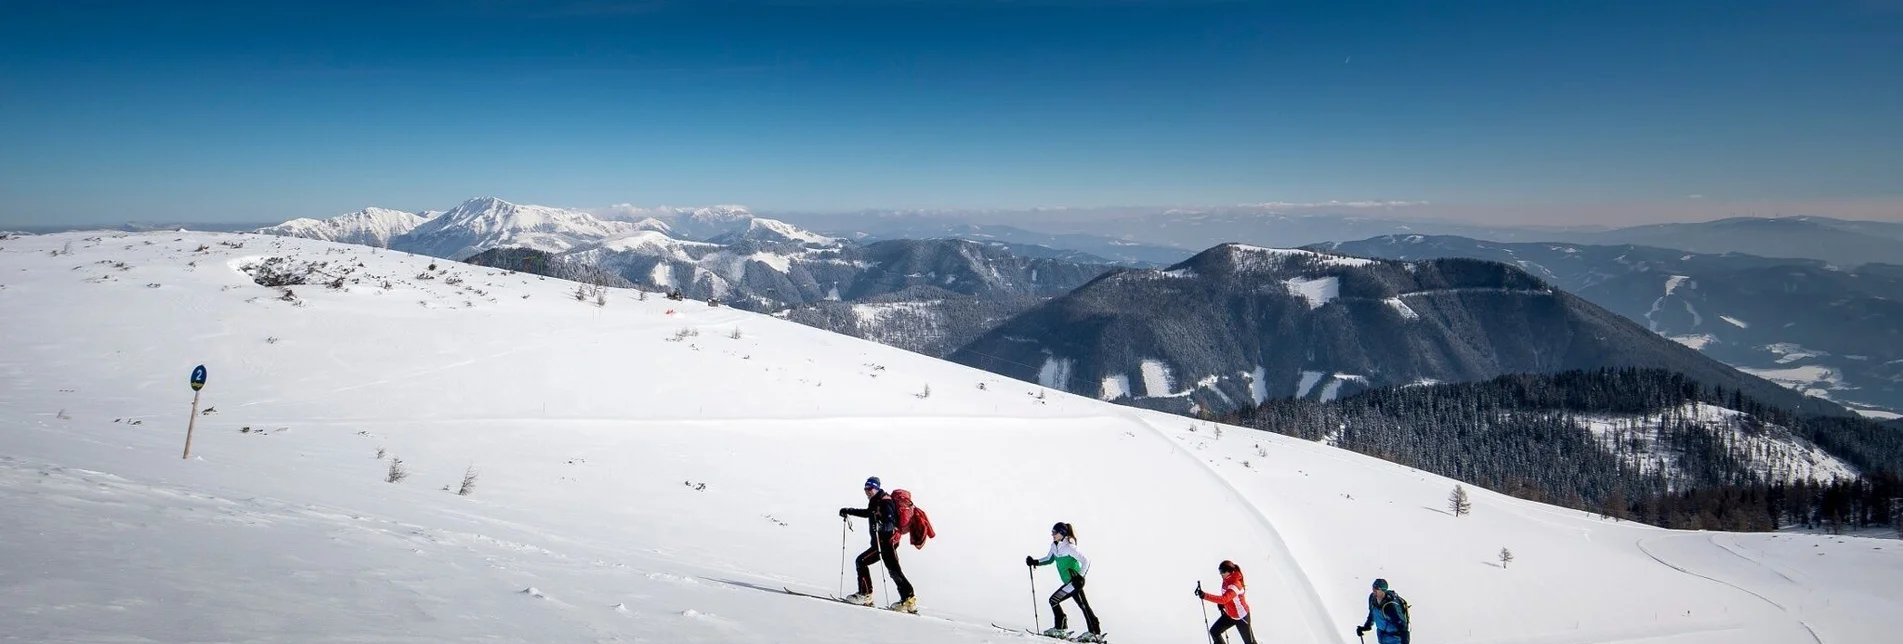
[182,365,206,459]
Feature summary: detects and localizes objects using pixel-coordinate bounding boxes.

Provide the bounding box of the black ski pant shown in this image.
[1049,574,1102,634]
[1210,613,1258,644]
[854,535,914,600]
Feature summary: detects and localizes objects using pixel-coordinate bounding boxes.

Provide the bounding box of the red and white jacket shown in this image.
[1201,570,1250,620]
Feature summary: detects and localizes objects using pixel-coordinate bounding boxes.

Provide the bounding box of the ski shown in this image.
[780,587,875,607]
[989,625,1107,643]
[781,587,920,615]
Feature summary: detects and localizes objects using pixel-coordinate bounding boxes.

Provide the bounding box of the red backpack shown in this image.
[889,489,936,549]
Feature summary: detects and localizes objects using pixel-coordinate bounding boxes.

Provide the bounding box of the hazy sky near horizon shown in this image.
[2,0,1899,227]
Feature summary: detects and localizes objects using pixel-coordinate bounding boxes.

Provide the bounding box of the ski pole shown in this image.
[1198,581,1212,642]
[838,518,849,597]
[1029,565,1041,632]
[880,565,892,606]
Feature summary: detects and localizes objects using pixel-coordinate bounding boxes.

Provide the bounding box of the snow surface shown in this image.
[1226,244,1377,268]
[650,262,676,288]
[1100,374,1131,401]
[1284,276,1341,310]
[1139,360,1174,398]
[590,230,715,260]
[1668,334,1719,350]
[1317,380,1346,402]
[1383,297,1420,320]
[1,230,1897,644]
[1665,275,1692,296]
[1247,366,1269,406]
[1738,365,1845,399]
[1722,316,1751,329]
[743,217,838,246]
[1036,356,1074,391]
[1766,343,1826,365]
[1296,370,1326,398]
[1682,300,1705,327]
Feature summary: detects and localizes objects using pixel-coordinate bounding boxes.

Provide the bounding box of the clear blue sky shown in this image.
[2,0,1898,226]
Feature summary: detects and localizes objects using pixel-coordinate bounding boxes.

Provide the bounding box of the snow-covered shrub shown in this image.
[386,457,409,483]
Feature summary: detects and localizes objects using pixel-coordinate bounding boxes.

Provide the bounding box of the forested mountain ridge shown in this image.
[953,243,1847,417]
[1220,368,1903,533]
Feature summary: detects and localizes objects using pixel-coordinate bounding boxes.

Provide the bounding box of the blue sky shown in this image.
[1,0,1898,226]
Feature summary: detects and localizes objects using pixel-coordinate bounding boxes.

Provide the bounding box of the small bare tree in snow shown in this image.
[916,384,931,399]
[1499,547,1514,568]
[386,456,409,483]
[1450,484,1472,517]
[375,446,386,460]
[729,327,743,340]
[574,284,590,301]
[458,465,479,496]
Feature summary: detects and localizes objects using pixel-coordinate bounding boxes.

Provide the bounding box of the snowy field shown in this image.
[0,231,1897,644]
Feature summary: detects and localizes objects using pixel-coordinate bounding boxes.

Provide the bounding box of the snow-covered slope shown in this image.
[1576,402,1856,483]
[0,230,1896,644]
[257,207,431,247]
[660,205,762,242]
[712,217,840,247]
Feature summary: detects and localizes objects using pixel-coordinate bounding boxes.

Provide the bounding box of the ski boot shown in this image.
[1041,627,1073,639]
[1075,632,1107,643]
[841,593,874,606]
[887,596,918,614]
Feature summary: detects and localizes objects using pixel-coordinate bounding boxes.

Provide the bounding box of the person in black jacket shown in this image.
[838,476,916,611]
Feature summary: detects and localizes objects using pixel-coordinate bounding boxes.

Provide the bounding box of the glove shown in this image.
[1025,556,1039,567]
[838,508,850,518]
[1356,626,1370,637]
[1194,588,1205,599]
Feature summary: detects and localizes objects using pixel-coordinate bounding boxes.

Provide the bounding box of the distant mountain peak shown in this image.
[256,207,430,248]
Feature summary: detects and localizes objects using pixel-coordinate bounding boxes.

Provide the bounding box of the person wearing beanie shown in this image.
[1196,560,1256,644]
[838,476,916,612]
[1355,578,1409,644]
[1025,522,1104,641]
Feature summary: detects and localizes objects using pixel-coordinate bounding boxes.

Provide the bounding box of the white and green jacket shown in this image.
[1034,540,1091,584]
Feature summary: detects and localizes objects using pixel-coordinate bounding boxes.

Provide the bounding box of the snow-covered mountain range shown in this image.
[258,197,838,261]
[256,207,434,248]
[1,230,1894,643]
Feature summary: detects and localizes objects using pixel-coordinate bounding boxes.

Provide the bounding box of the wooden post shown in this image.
[182,389,202,459]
